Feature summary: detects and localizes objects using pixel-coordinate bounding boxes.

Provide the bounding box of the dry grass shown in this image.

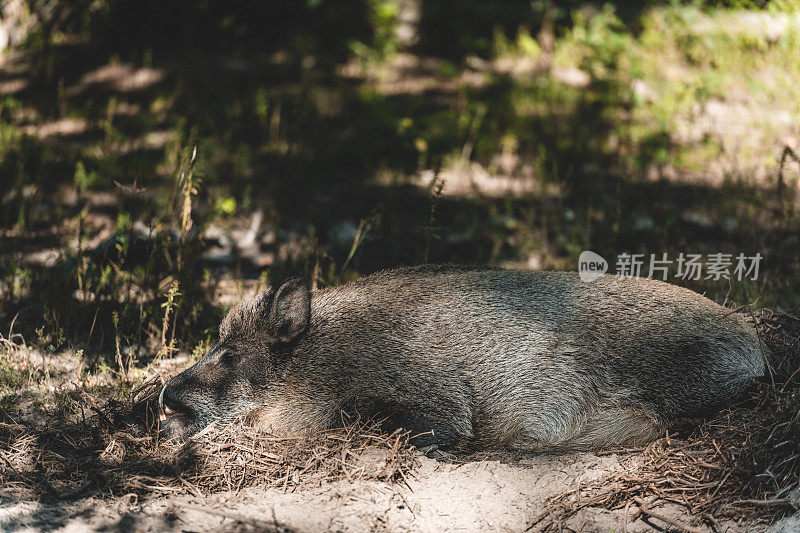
[530,383,799,531]
[0,378,417,501]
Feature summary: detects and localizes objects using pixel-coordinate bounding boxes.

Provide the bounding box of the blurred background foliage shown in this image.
[1,0,800,373]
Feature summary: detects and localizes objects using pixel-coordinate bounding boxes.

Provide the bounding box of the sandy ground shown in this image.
[0,351,779,532]
[1,449,770,533]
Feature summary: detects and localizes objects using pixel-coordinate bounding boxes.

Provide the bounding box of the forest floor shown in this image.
[2,346,796,532]
[1,451,740,532]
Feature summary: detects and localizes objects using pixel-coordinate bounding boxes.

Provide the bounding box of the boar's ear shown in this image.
[265,278,310,344]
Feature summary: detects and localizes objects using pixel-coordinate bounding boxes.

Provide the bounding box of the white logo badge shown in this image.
[579,250,608,283]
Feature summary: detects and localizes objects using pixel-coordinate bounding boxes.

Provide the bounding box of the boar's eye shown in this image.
[218,348,238,363]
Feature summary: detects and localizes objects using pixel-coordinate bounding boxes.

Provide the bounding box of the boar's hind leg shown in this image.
[514,407,663,453]
[559,407,664,452]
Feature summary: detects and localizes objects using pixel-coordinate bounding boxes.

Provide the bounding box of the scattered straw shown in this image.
[0,379,417,500]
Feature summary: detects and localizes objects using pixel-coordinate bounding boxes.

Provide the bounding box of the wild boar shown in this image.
[159,265,768,453]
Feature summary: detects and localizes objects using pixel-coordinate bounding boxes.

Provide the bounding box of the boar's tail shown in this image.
[746,310,800,387]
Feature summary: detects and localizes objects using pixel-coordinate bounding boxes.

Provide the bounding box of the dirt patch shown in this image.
[0,452,660,532]
[0,409,791,532]
[0,451,774,532]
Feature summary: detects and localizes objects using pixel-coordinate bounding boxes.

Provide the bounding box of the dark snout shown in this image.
[158,383,192,440]
[158,367,214,441]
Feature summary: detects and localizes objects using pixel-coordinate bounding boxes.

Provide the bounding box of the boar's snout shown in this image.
[158,373,206,441]
[157,356,225,440]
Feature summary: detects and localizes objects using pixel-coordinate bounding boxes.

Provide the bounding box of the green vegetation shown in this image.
[0,0,799,382]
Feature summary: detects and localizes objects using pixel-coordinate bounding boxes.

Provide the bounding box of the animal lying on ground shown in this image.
[159,265,774,453]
